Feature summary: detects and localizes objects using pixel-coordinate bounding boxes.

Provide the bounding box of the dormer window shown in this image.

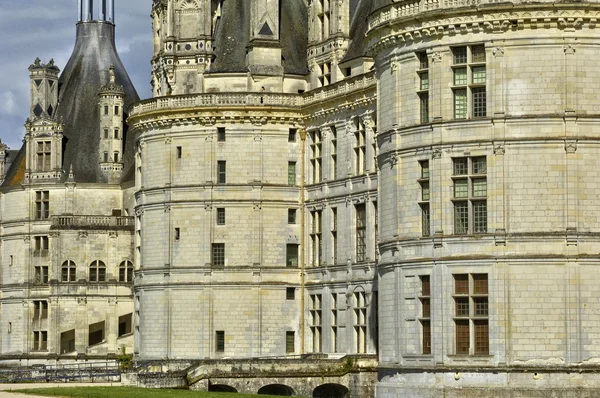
[36,141,51,172]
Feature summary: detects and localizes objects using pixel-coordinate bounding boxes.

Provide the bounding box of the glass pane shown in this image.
[420,160,429,178]
[473,274,488,294]
[472,66,486,84]
[453,67,467,85]
[420,71,429,90]
[472,179,487,197]
[454,179,468,198]
[473,201,487,233]
[455,297,469,316]
[474,298,488,316]
[421,204,430,237]
[455,320,470,354]
[453,158,468,175]
[474,320,489,354]
[421,181,430,201]
[454,202,469,234]
[472,88,486,117]
[454,274,469,294]
[454,89,467,119]
[472,45,486,63]
[453,47,467,64]
[472,157,487,174]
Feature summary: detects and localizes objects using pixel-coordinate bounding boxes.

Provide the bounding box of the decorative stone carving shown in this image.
[492,47,505,58]
[494,142,505,155]
[565,140,577,153]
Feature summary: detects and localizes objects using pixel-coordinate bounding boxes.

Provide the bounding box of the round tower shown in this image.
[368,0,600,396]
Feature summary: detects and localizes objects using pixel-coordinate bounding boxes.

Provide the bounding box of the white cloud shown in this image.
[0,91,18,116]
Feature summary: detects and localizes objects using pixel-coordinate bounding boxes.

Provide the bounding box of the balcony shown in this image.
[50,215,134,231]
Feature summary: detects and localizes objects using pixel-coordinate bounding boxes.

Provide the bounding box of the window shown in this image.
[176,146,182,159]
[288,162,296,185]
[317,0,330,41]
[212,243,225,267]
[417,52,429,123]
[33,331,48,351]
[217,161,226,184]
[288,128,297,142]
[452,157,487,234]
[104,152,109,163]
[354,291,367,353]
[454,273,489,355]
[104,128,109,139]
[286,331,295,354]
[215,330,225,352]
[114,152,119,163]
[34,236,49,253]
[217,208,226,225]
[217,127,226,142]
[286,244,299,267]
[36,141,51,172]
[119,260,134,282]
[34,266,48,284]
[332,293,339,353]
[174,227,180,241]
[330,126,337,180]
[310,131,322,183]
[309,294,322,352]
[356,204,366,263]
[418,160,431,236]
[452,45,486,119]
[288,209,296,224]
[89,321,105,346]
[331,208,337,265]
[33,301,48,319]
[104,105,109,115]
[89,260,106,282]
[310,210,322,266]
[114,128,119,139]
[420,276,431,354]
[286,287,295,300]
[118,313,133,337]
[114,105,119,116]
[318,62,331,86]
[354,119,366,175]
[9,255,13,266]
[61,260,76,282]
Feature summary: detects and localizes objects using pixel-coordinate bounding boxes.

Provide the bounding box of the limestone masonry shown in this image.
[1,0,600,396]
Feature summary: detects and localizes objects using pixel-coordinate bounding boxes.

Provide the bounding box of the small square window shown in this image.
[212,243,225,267]
[453,158,468,176]
[217,127,226,142]
[472,45,486,63]
[453,46,467,64]
[215,330,225,352]
[286,287,295,300]
[288,129,297,142]
[217,208,226,225]
[288,209,296,224]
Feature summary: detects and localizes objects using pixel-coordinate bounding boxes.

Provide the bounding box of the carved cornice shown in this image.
[367,6,600,54]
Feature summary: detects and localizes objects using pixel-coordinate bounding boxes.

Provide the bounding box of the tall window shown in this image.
[354,291,367,353]
[310,210,322,266]
[332,293,338,353]
[286,331,295,354]
[288,209,296,224]
[36,141,51,171]
[33,300,48,319]
[419,160,431,236]
[317,0,330,41]
[114,128,119,139]
[420,276,431,354]
[286,244,299,267]
[217,208,226,225]
[331,208,337,265]
[319,62,331,87]
[355,204,366,263]
[309,294,322,352]
[35,191,49,220]
[452,156,487,234]
[215,330,225,352]
[310,131,322,183]
[33,331,48,351]
[89,260,106,282]
[288,162,296,185]
[417,52,429,123]
[119,260,134,282]
[34,236,49,253]
[212,243,225,267]
[34,266,48,284]
[454,273,489,355]
[330,126,337,180]
[61,260,76,282]
[452,45,486,119]
[217,161,226,184]
[217,127,226,142]
[354,119,366,175]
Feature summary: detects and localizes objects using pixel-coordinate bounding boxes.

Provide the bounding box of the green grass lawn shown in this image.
[11,386,287,398]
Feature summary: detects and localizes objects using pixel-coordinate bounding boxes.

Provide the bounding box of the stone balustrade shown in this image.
[51,215,134,230]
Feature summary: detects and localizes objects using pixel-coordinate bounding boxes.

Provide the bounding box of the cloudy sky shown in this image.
[0,0,153,150]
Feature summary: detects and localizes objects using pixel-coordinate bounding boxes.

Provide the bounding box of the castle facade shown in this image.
[2,0,600,396]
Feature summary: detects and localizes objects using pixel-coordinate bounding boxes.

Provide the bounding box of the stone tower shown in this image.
[98,65,125,184]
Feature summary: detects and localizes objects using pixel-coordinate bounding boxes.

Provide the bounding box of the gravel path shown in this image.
[0,383,119,397]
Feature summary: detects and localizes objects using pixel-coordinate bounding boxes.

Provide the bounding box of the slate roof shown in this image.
[210,0,308,75]
[342,0,374,63]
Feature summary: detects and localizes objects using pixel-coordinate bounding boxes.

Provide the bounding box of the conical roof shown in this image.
[57,21,139,183]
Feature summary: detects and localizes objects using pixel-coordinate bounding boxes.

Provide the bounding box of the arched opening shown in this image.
[208,384,238,393]
[258,384,295,396]
[313,383,349,398]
